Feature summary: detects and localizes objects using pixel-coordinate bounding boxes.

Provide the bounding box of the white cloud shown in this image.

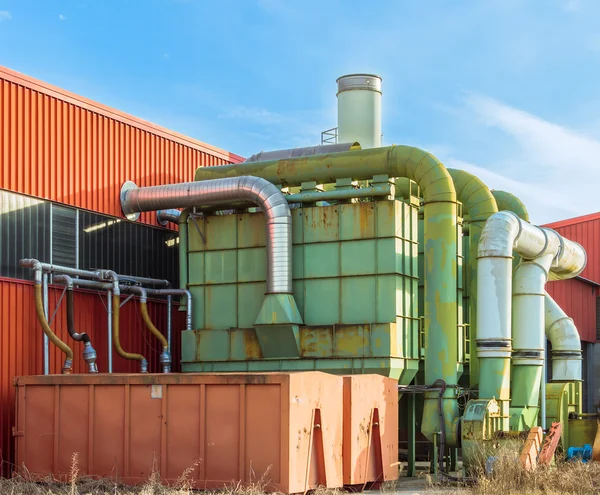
[59,14,66,21]
[163,53,170,59]
[446,95,600,224]
[0,11,11,22]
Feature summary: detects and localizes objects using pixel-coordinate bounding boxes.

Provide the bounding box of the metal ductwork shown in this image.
[157,209,182,226]
[120,176,295,295]
[243,142,361,163]
[476,211,586,429]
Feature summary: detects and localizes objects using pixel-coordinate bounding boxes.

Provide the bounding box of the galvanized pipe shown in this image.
[167,295,172,353]
[107,290,113,373]
[193,145,459,446]
[157,209,182,226]
[52,275,99,373]
[42,272,49,376]
[145,288,193,332]
[121,176,293,295]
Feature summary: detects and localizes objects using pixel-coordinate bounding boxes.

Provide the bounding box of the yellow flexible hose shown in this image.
[140,301,168,351]
[112,294,147,364]
[34,284,73,363]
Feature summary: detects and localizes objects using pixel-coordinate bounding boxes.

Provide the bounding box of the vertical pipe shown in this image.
[167,295,172,353]
[42,272,49,375]
[107,289,113,373]
[541,339,547,430]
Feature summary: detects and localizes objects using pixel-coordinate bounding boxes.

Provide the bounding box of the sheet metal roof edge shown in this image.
[0,65,244,163]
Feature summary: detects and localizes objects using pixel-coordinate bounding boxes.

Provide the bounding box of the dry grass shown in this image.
[428,442,600,495]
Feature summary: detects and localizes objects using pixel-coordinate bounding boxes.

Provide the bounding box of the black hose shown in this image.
[66,289,90,343]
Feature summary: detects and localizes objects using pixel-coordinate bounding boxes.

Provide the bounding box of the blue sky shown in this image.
[0,0,599,223]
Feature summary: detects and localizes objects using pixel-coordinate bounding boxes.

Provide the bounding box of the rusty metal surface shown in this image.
[538,422,563,466]
[519,426,543,471]
[0,65,242,228]
[0,277,184,476]
[342,375,398,486]
[14,371,344,493]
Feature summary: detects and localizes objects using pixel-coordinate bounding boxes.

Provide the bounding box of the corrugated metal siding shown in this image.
[545,217,600,284]
[546,277,597,343]
[0,277,184,475]
[0,66,244,228]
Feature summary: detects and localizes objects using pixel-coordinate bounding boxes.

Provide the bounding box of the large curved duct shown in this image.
[122,176,293,295]
[121,176,303,343]
[477,211,586,429]
[448,169,498,390]
[193,144,460,446]
[491,190,583,383]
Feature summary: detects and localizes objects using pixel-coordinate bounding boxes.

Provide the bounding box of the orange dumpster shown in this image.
[13,372,343,493]
[342,375,399,487]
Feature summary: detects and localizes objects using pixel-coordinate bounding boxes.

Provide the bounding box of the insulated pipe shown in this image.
[545,294,582,381]
[121,176,294,296]
[20,259,74,374]
[28,266,74,374]
[157,209,181,226]
[53,275,99,373]
[120,285,171,373]
[112,293,148,373]
[491,191,583,381]
[448,169,498,390]
[97,271,149,373]
[193,145,459,446]
[477,212,586,430]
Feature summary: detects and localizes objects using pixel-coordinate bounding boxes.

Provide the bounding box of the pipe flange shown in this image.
[120,181,141,222]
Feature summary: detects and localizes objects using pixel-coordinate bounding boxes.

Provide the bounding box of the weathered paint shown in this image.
[0,65,242,228]
[478,356,511,431]
[546,381,582,449]
[193,145,460,445]
[14,372,345,493]
[491,190,529,271]
[449,169,499,391]
[509,366,543,430]
[0,277,184,475]
[181,323,419,383]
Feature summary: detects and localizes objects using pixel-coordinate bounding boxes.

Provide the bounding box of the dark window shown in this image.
[78,211,179,285]
[0,190,179,285]
[0,190,51,280]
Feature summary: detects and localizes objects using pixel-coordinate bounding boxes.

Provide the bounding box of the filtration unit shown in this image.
[13,73,600,490]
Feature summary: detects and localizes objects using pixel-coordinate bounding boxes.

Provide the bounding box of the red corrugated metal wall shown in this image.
[0,277,186,474]
[0,66,244,228]
[543,214,600,343]
[545,214,600,283]
[0,65,243,476]
[546,278,597,343]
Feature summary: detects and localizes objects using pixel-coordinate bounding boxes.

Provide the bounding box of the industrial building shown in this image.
[0,65,243,474]
[1,67,599,488]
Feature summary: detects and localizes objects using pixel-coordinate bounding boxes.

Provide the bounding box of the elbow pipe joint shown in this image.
[20,258,43,284]
[100,270,121,296]
[157,209,182,226]
[55,275,98,373]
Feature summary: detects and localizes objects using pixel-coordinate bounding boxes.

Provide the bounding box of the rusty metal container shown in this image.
[14,372,343,493]
[342,375,398,486]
